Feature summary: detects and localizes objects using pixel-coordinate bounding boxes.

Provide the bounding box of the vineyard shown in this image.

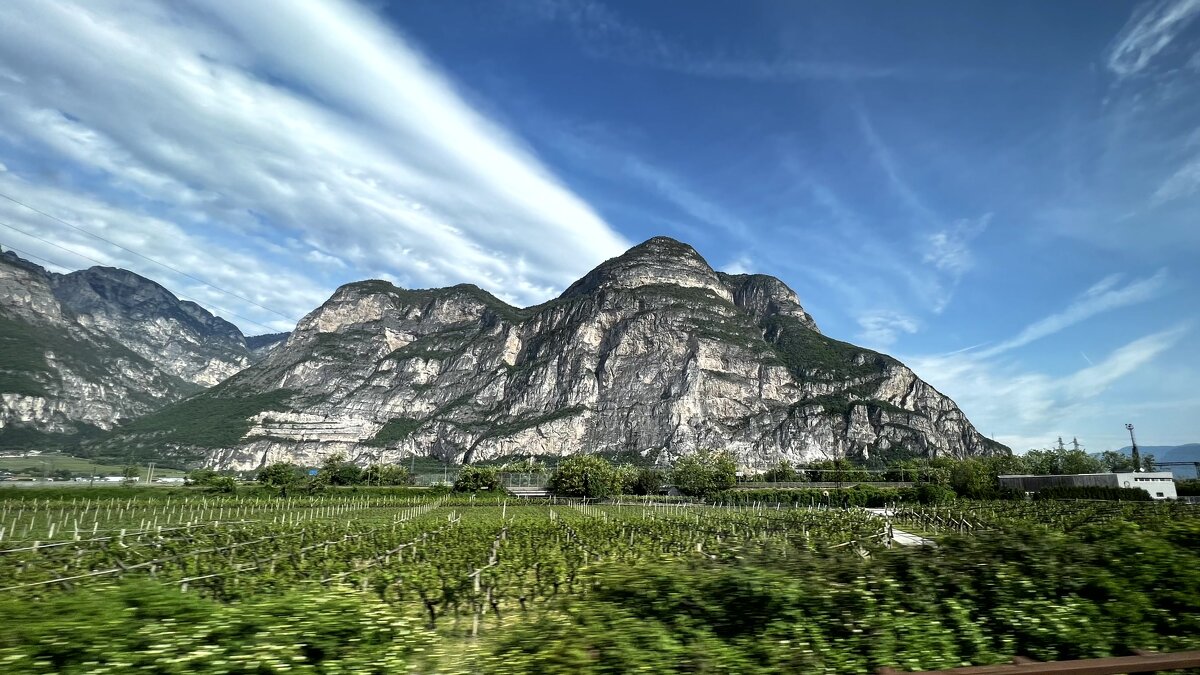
[0,490,1198,673]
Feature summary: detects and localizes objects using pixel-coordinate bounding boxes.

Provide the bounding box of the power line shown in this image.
[0,190,298,322]
[0,226,286,334]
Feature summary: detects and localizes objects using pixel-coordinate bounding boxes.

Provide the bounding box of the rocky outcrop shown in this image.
[51,266,251,386]
[0,251,266,438]
[101,237,1007,469]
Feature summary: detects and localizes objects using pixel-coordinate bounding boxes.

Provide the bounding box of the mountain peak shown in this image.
[717,272,819,332]
[557,235,731,302]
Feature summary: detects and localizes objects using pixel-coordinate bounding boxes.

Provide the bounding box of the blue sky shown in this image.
[0,0,1196,452]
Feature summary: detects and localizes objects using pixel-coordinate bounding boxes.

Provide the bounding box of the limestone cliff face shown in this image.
[51,267,251,386]
[108,237,1006,469]
[0,253,193,434]
[0,252,282,437]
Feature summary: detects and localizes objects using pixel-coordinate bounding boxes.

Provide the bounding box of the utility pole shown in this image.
[1125,424,1140,473]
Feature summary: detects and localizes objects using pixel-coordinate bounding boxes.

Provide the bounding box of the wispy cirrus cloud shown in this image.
[856,310,920,348]
[1107,0,1200,77]
[521,0,972,83]
[0,0,628,332]
[908,325,1188,451]
[921,215,991,278]
[973,269,1169,358]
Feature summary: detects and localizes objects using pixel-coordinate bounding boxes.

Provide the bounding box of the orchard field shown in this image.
[0,488,1198,673]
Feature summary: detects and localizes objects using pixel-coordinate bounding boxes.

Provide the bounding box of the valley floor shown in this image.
[0,488,1198,673]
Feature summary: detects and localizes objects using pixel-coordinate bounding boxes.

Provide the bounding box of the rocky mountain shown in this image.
[97,237,1006,469]
[0,251,285,442]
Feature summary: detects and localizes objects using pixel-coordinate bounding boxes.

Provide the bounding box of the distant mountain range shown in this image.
[0,251,287,445]
[74,237,1007,470]
[1114,444,1200,478]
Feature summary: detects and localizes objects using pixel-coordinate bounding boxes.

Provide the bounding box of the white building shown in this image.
[998,471,1177,500]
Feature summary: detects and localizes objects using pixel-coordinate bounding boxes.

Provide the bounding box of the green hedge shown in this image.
[1176,479,1200,497]
[717,484,957,507]
[1033,486,1152,501]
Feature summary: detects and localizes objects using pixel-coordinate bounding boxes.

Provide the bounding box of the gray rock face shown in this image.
[0,251,261,436]
[114,237,1006,470]
[52,267,251,386]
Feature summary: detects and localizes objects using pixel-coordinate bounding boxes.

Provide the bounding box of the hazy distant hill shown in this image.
[1113,444,1200,478]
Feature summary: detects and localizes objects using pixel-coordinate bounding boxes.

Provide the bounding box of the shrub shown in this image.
[361,464,413,486]
[549,455,619,498]
[318,453,363,486]
[672,451,737,498]
[1034,486,1151,501]
[454,465,500,493]
[1176,479,1200,497]
[257,462,304,495]
[628,468,664,496]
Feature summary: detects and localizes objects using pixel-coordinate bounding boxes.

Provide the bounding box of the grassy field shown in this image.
[0,453,185,478]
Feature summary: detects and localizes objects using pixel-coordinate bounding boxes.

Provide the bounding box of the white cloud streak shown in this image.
[0,0,629,332]
[908,325,1188,451]
[1107,0,1200,77]
[856,310,920,348]
[975,269,1169,358]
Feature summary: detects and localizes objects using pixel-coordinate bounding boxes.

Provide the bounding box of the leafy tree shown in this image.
[628,468,663,496]
[671,450,737,498]
[761,461,800,483]
[613,463,640,494]
[258,462,303,495]
[207,476,238,494]
[549,454,619,498]
[453,464,500,493]
[361,464,412,486]
[1023,447,1102,475]
[948,459,1000,499]
[318,453,362,486]
[185,468,236,492]
[186,468,220,486]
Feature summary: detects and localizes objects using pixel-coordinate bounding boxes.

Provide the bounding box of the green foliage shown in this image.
[1177,479,1200,497]
[549,454,620,498]
[366,417,422,446]
[0,425,104,451]
[0,490,1198,672]
[482,520,1200,672]
[116,388,295,449]
[720,484,957,507]
[628,467,664,495]
[361,463,413,486]
[0,581,442,672]
[186,468,235,492]
[257,462,304,493]
[761,461,801,483]
[760,314,896,381]
[453,464,500,492]
[1023,447,1104,475]
[671,450,737,497]
[318,453,363,486]
[1033,486,1152,501]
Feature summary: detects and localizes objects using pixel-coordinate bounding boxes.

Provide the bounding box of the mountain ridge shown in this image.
[88,236,1007,469]
[0,250,289,441]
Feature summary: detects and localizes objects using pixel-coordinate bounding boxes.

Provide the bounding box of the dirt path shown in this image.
[865,507,936,547]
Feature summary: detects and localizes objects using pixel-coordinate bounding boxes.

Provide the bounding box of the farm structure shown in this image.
[999,472,1177,499]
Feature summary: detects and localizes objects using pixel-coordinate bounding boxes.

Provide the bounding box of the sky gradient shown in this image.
[0,0,1196,452]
